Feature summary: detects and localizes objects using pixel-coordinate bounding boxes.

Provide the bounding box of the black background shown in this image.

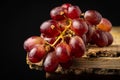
[2,0,120,80]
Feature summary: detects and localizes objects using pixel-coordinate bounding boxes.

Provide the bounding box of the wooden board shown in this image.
[26,26,120,79]
[46,26,120,79]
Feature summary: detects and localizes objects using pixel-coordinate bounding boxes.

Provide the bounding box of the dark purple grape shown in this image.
[67,6,82,19]
[28,45,46,63]
[92,29,108,47]
[44,51,59,72]
[69,36,86,58]
[55,42,71,63]
[40,20,60,38]
[50,6,65,20]
[71,18,88,36]
[105,32,113,46]
[84,10,102,25]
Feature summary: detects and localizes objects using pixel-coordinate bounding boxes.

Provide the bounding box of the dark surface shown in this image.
[46,73,120,80]
[2,0,120,80]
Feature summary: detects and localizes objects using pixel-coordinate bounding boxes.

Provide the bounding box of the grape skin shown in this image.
[28,45,46,63]
[43,51,59,72]
[105,32,113,46]
[40,20,60,38]
[23,36,45,52]
[55,42,71,63]
[69,36,86,58]
[84,10,102,25]
[92,29,108,47]
[71,18,88,37]
[97,18,112,32]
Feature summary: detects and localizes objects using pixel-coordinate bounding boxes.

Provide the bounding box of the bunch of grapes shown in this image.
[23,3,113,73]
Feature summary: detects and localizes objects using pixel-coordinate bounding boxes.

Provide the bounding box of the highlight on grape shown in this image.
[23,3,113,73]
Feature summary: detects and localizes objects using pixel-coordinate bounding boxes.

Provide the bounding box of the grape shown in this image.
[105,32,113,46]
[40,20,60,37]
[84,10,102,25]
[23,36,45,52]
[50,6,65,20]
[61,3,72,9]
[43,51,59,72]
[71,18,88,36]
[67,5,82,19]
[28,44,46,63]
[97,18,112,32]
[92,29,108,47]
[85,22,94,43]
[55,42,71,63]
[69,36,86,58]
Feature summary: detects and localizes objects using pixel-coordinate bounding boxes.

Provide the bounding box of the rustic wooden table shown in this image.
[46,26,120,80]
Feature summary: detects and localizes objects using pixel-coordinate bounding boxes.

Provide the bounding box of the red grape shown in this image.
[84,10,102,25]
[69,36,86,58]
[40,20,60,37]
[105,32,113,46]
[67,5,82,19]
[97,18,112,32]
[50,6,65,20]
[71,18,88,36]
[23,36,45,52]
[43,51,59,72]
[92,29,108,47]
[55,42,71,63]
[85,22,94,43]
[28,44,46,63]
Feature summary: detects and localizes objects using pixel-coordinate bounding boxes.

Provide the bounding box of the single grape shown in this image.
[40,20,60,38]
[84,10,102,25]
[28,44,46,63]
[69,36,86,58]
[97,18,112,32]
[43,51,59,73]
[71,18,88,36]
[105,32,113,46]
[92,29,108,47]
[23,36,45,52]
[67,5,82,19]
[55,42,71,63]
[50,6,65,20]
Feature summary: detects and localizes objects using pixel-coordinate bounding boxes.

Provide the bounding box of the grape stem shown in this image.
[51,19,72,47]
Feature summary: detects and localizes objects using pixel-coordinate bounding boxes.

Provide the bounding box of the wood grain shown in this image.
[26,27,120,79]
[46,27,120,79]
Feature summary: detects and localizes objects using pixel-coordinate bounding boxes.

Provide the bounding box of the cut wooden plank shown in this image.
[46,26,120,78]
[26,27,120,79]
[72,57,120,70]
